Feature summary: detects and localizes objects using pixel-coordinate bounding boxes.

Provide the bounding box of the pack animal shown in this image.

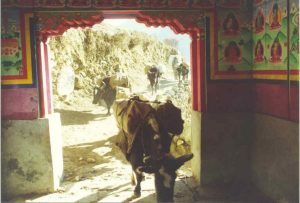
[93,76,131,115]
[176,62,189,83]
[146,66,162,95]
[93,80,116,115]
[169,55,182,80]
[112,96,193,202]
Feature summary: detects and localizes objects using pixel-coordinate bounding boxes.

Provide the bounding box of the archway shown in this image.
[34,10,206,188]
[35,10,205,116]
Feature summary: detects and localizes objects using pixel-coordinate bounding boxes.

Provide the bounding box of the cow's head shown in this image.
[92,82,106,104]
[156,100,184,135]
[138,153,193,202]
[144,115,164,160]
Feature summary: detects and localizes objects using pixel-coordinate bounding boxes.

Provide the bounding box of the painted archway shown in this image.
[34,10,206,117]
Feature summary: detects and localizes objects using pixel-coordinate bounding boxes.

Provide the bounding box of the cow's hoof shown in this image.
[125,193,140,202]
[133,192,141,198]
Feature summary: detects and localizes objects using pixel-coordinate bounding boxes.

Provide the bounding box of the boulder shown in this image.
[57,67,75,96]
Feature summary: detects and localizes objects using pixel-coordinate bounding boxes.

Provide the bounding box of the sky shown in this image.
[100,19,191,63]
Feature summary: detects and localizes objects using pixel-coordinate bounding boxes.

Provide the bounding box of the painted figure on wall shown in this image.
[254,40,264,63]
[290,27,299,52]
[269,38,282,63]
[224,41,242,64]
[255,9,265,33]
[269,3,282,30]
[222,13,240,36]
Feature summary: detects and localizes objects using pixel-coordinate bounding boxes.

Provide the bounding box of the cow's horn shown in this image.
[173,153,194,170]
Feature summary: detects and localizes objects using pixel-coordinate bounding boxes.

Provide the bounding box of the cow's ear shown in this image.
[173,153,193,170]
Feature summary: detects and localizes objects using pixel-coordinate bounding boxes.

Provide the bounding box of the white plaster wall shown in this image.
[1,113,63,200]
[191,110,201,182]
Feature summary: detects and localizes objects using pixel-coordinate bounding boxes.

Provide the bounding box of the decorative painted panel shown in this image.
[1,0,215,9]
[212,0,299,81]
[213,1,253,79]
[1,10,35,86]
[252,0,289,80]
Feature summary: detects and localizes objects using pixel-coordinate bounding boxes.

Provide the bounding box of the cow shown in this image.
[146,65,162,95]
[93,75,131,115]
[168,55,182,80]
[176,62,189,84]
[113,97,163,198]
[112,96,193,202]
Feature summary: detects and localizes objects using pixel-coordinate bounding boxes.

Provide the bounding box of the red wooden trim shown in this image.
[215,70,299,75]
[191,33,198,111]
[190,31,202,112]
[200,31,206,112]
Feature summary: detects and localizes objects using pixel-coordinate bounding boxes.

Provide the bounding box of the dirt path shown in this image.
[26,97,196,203]
[10,78,198,203]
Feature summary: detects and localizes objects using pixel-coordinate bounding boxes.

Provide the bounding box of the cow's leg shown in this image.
[128,152,143,197]
[132,167,143,197]
[106,106,111,115]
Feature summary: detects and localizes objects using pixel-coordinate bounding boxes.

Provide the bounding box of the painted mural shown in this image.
[1,10,34,86]
[216,2,253,76]
[213,0,299,80]
[253,0,288,74]
[1,9,22,76]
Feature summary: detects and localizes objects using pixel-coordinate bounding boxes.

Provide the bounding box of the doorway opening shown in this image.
[45,17,195,202]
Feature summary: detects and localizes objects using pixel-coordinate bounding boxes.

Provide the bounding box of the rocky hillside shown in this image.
[48,23,179,95]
